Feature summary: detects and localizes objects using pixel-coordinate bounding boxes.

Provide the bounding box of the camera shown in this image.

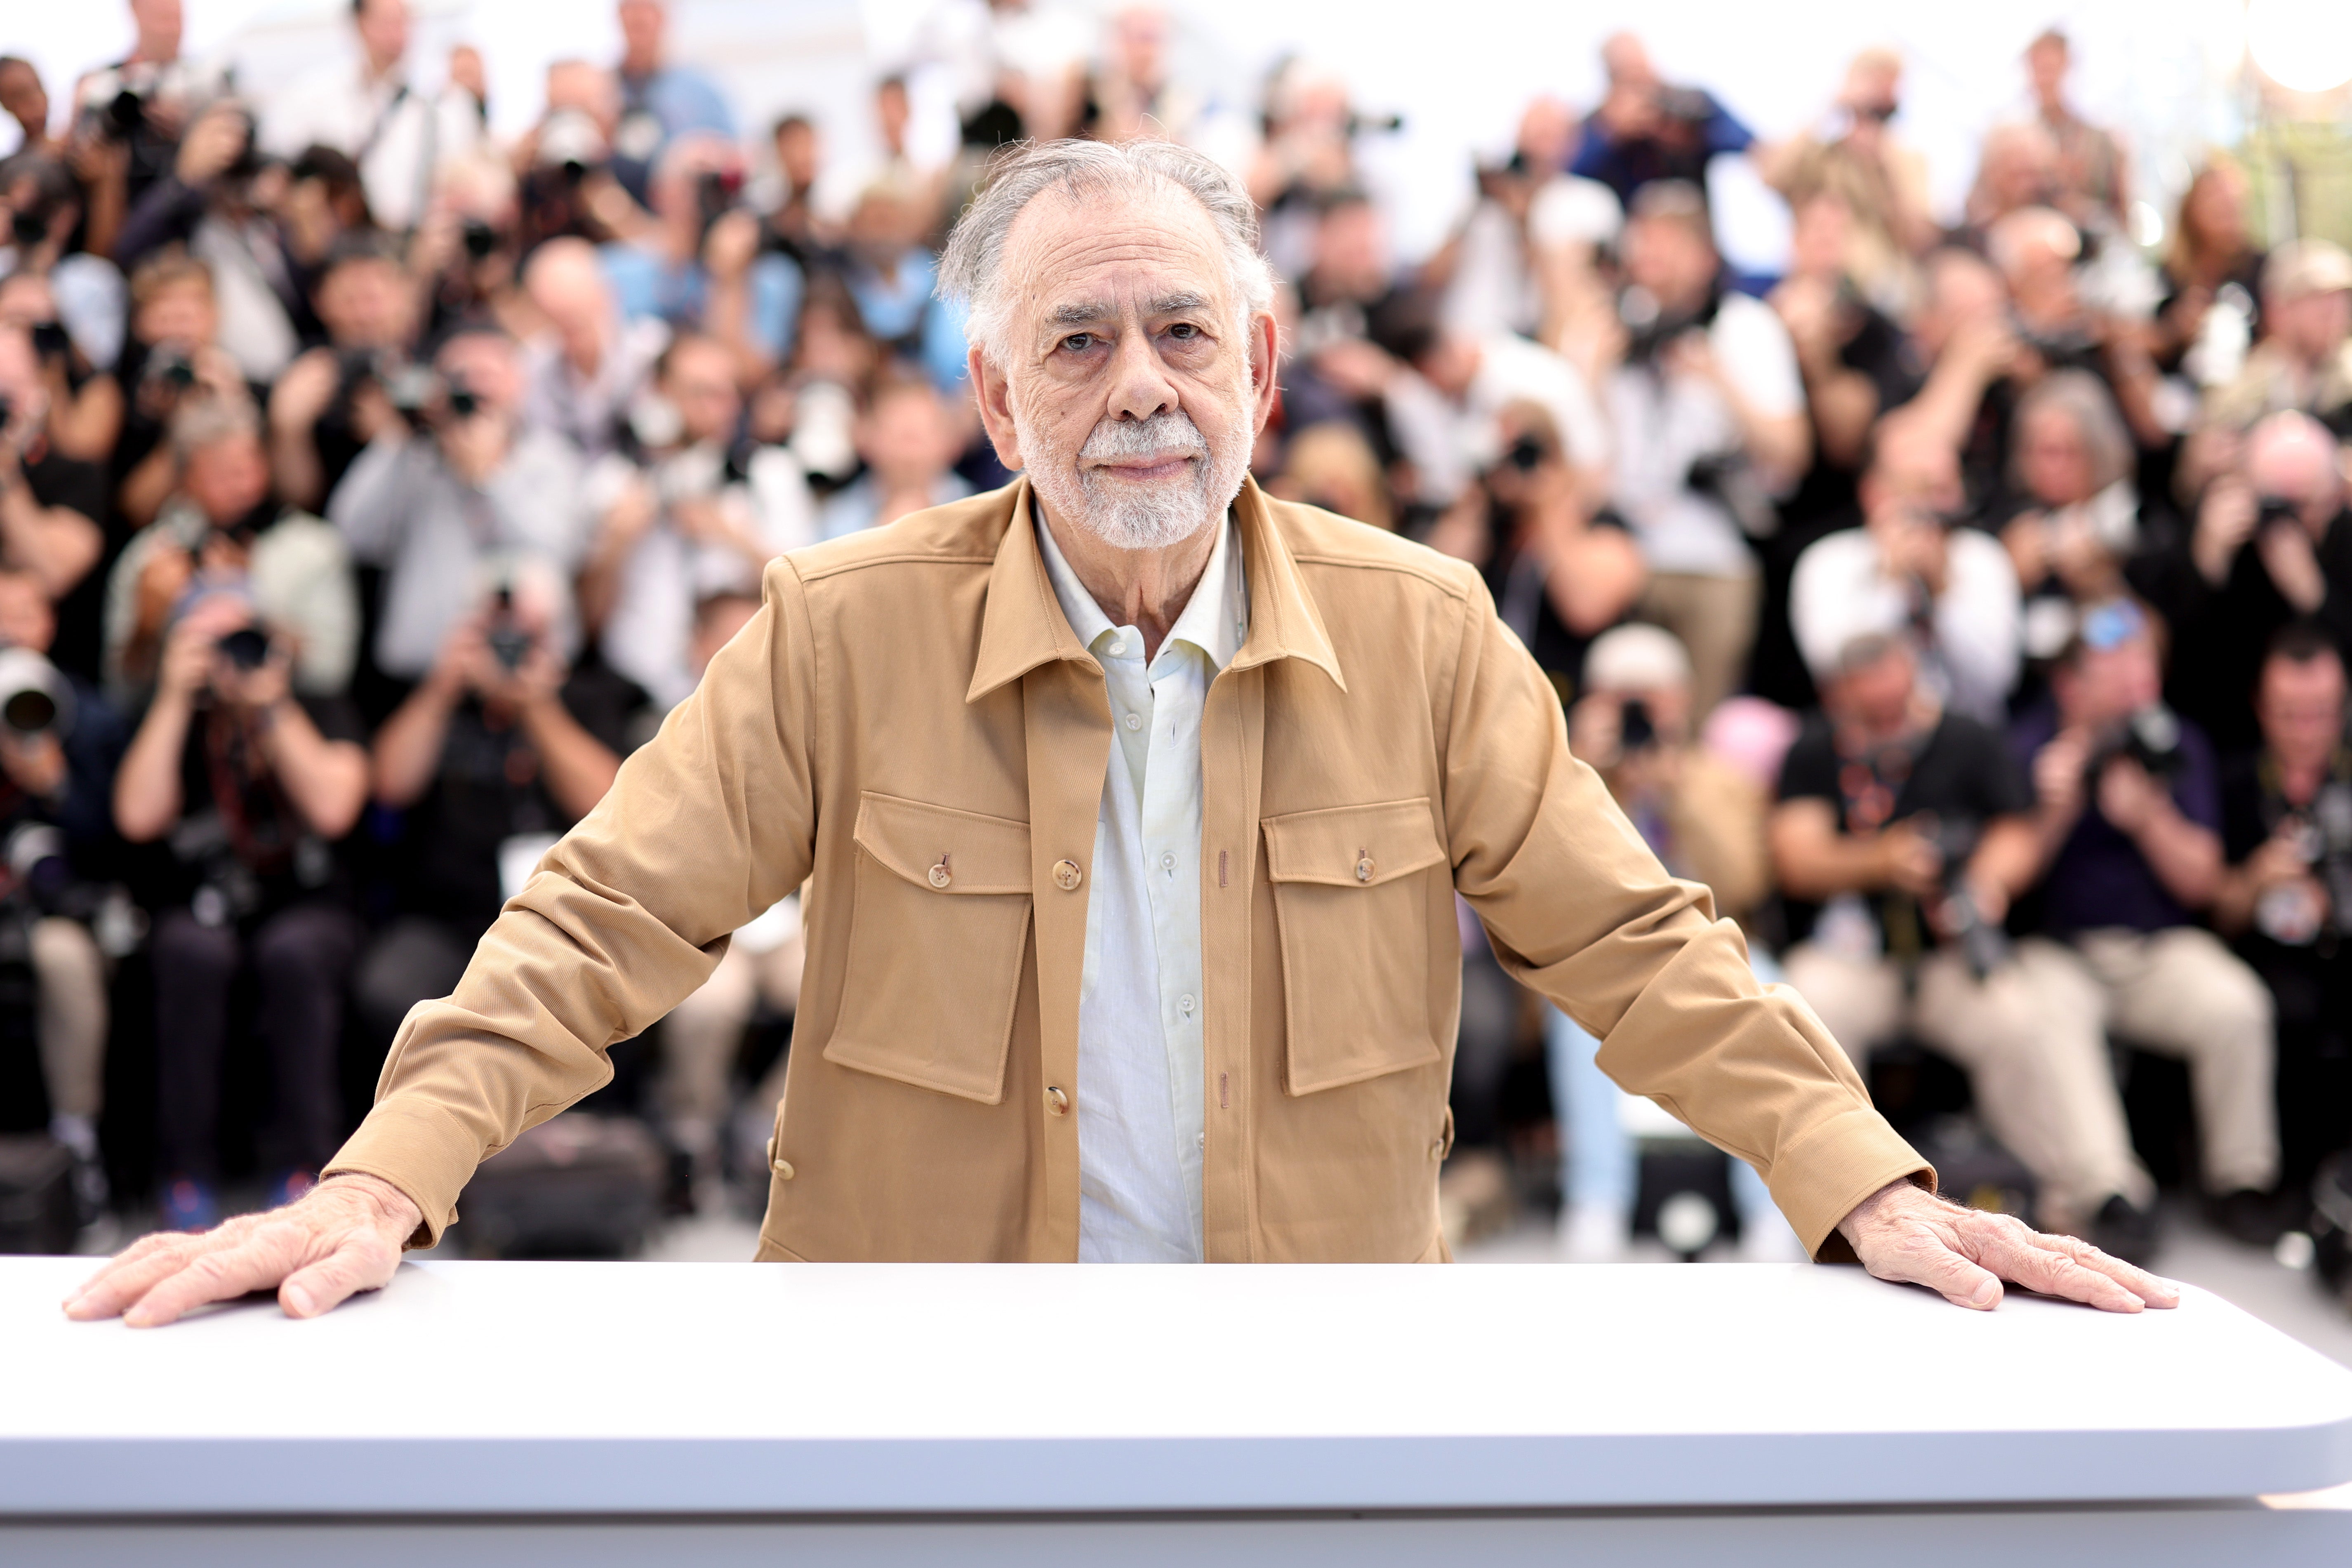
[28,321,72,366]
[142,348,198,395]
[2092,704,2186,784]
[1926,817,2010,980]
[216,627,271,672]
[461,219,501,263]
[2255,495,2303,534]
[1502,433,1545,474]
[1618,697,1659,753]
[486,587,533,672]
[695,169,744,240]
[0,647,73,741]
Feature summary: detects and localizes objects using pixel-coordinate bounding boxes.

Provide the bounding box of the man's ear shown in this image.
[969,347,1024,473]
[1247,309,1279,436]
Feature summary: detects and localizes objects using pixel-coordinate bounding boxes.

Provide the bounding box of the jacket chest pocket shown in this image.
[1262,798,1449,1095]
[823,793,1033,1104]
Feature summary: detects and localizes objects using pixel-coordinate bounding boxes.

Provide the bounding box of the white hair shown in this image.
[937,138,1278,364]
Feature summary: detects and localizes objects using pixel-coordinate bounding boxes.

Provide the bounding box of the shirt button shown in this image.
[1124,713,1142,732]
[1106,638,1125,657]
[1053,859,1083,891]
[927,859,952,889]
[1160,852,1177,872]
[1045,1085,1070,1116]
[771,1157,796,1180]
[1179,993,1196,1016]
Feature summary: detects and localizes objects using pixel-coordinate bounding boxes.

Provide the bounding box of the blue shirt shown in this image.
[1570,93,1753,207]
[845,249,972,393]
[599,245,803,364]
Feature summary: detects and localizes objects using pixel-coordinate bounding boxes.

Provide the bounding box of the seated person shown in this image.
[1542,624,1800,1261]
[656,591,805,1205]
[328,327,591,685]
[104,400,357,707]
[355,563,645,1055]
[113,577,370,1231]
[2215,624,2352,1194]
[817,370,972,541]
[2012,601,2281,1247]
[1790,420,2021,725]
[578,332,816,710]
[0,569,127,1215]
[1772,633,2154,1257]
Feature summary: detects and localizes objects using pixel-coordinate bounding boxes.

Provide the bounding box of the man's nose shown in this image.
[1104,327,1179,424]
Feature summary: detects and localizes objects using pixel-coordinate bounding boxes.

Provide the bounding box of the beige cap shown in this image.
[2263,238,2352,301]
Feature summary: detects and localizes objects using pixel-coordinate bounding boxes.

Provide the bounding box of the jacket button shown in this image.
[928,859,953,889]
[1429,1139,1445,1160]
[1053,859,1083,891]
[1356,855,1375,883]
[1045,1085,1070,1116]
[771,1157,796,1180]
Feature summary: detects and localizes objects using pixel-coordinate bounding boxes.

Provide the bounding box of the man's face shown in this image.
[184,434,270,526]
[130,0,184,56]
[2247,418,2345,530]
[355,0,410,68]
[2017,406,2097,508]
[1829,648,1917,735]
[662,341,739,445]
[134,277,216,351]
[0,62,47,136]
[1312,201,1387,300]
[2027,39,2068,104]
[2259,654,2347,769]
[775,123,819,189]
[2270,289,2351,367]
[862,384,950,483]
[1623,216,1715,311]
[619,0,666,63]
[2060,637,2162,728]
[977,187,1269,553]
[315,258,410,350]
[1864,439,1961,532]
[436,334,522,414]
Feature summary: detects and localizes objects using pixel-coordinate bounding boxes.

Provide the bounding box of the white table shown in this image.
[6,1254,2351,1565]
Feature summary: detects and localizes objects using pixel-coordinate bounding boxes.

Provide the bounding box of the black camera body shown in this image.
[486,587,533,672]
[1618,697,1659,754]
[2091,704,2187,784]
[216,626,271,673]
[1926,817,2011,980]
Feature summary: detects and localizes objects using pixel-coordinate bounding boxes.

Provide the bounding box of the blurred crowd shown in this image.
[1,0,2350,1267]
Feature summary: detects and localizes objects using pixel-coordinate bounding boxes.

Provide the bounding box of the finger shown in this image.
[1971,1220,2144,1313]
[279,1235,400,1320]
[1867,1229,2006,1311]
[121,1235,295,1329]
[63,1231,203,1319]
[2032,1228,2181,1309]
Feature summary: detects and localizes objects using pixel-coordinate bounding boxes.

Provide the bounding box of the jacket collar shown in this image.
[966,476,1344,704]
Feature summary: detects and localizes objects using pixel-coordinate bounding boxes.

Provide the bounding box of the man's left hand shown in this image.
[1837,1180,2179,1313]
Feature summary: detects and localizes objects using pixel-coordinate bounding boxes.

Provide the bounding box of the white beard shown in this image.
[1016,403,1251,552]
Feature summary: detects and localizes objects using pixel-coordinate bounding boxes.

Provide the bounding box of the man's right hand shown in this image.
[64,1174,421,1328]
[1873,820,1944,900]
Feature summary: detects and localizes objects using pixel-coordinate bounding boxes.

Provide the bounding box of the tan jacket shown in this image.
[326,479,1929,1261]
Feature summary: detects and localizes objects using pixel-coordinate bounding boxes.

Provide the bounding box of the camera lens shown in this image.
[2,688,57,734]
[217,628,271,671]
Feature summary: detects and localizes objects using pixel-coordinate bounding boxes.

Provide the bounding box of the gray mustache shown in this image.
[1080,411,1209,464]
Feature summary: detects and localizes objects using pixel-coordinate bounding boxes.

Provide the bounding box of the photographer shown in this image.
[0,324,108,676]
[578,332,815,709]
[1770,633,2136,1249]
[1571,33,1754,211]
[355,562,640,1058]
[1580,180,1809,716]
[0,567,127,1216]
[518,237,668,461]
[816,369,971,540]
[2175,410,2352,751]
[2216,625,2352,1191]
[112,557,370,1231]
[2201,238,2352,438]
[1791,420,2021,724]
[1422,398,1643,699]
[1548,625,1796,1261]
[2011,601,2281,1246]
[111,249,261,531]
[265,235,420,513]
[71,0,229,214]
[112,98,302,385]
[600,133,804,388]
[104,401,356,707]
[328,326,590,683]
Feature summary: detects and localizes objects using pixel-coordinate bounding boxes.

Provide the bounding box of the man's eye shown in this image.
[1061,333,1094,352]
[1167,323,1199,340]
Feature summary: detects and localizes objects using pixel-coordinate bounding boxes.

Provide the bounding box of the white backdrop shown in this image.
[1,0,2271,268]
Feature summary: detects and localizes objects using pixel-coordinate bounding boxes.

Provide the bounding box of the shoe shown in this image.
[2208,1187,2286,1248]
[1559,1201,1630,1263]
[160,1176,219,1232]
[267,1170,318,1209]
[2087,1194,2160,1266]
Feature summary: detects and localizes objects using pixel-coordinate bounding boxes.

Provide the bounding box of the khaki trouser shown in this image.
[1636,571,1758,720]
[33,917,106,1122]
[2015,929,2279,1199]
[1782,942,2152,1230]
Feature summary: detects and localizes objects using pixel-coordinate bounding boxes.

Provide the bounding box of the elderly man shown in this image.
[66,140,2172,1326]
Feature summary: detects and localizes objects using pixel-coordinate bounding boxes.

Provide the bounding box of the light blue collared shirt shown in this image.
[1033,503,1249,1262]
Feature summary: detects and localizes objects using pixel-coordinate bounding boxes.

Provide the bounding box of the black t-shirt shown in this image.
[153,692,367,919]
[391,662,646,939]
[19,445,113,684]
[2170,512,2352,754]
[1775,709,2034,950]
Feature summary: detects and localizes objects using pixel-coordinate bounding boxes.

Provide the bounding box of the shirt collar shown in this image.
[966,476,1344,703]
[1029,496,1246,675]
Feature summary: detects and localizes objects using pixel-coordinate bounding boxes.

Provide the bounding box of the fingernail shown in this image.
[1970,1278,2002,1308]
[283,1285,314,1317]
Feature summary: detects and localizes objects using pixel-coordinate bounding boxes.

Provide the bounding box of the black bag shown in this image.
[0,1134,78,1254]
[454,1113,666,1260]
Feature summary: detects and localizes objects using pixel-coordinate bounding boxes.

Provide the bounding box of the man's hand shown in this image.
[64,1174,422,1328]
[1872,820,1945,900]
[1837,1180,2179,1313]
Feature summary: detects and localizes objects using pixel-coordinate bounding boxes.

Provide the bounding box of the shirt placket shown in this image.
[1140,642,1208,1257]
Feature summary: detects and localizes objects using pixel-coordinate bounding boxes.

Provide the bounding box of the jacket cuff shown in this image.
[1768,1106,1936,1262]
[322,1097,484,1250]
